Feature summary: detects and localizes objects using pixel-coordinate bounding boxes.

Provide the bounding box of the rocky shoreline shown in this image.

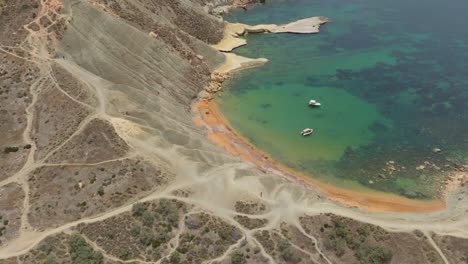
[191,6,449,213]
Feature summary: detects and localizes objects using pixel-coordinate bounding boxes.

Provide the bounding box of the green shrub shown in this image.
[4,147,19,153]
[278,239,301,263]
[170,252,181,264]
[96,186,104,196]
[346,236,361,250]
[177,246,189,254]
[89,175,96,184]
[68,234,103,264]
[167,211,179,227]
[152,239,161,248]
[24,144,32,149]
[130,226,141,236]
[117,248,130,260]
[44,255,56,264]
[334,238,346,257]
[139,230,154,246]
[141,211,154,226]
[357,225,369,237]
[231,251,247,264]
[356,245,393,264]
[132,203,146,217]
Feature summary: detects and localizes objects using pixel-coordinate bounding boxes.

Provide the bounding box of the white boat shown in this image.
[300,128,313,136]
[308,99,321,107]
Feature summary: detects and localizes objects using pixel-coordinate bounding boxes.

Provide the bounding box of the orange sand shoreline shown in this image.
[192,99,445,213]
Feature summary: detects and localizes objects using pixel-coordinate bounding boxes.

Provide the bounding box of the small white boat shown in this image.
[300,128,314,136]
[308,99,321,107]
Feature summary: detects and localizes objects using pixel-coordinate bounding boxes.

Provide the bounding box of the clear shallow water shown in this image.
[219,0,468,199]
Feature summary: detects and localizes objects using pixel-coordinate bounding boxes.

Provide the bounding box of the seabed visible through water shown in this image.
[216,0,468,200]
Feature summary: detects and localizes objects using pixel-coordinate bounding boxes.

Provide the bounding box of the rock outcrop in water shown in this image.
[0,0,467,263]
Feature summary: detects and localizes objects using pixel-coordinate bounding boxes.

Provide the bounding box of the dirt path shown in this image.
[425,232,451,264]
[0,0,467,263]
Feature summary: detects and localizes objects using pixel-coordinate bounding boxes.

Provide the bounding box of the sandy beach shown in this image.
[193,99,445,213]
[193,18,446,213]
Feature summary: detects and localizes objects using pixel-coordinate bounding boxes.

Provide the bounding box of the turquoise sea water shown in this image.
[219,0,468,199]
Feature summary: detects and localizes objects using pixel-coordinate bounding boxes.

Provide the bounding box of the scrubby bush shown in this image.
[132,202,146,217]
[4,146,19,153]
[231,251,247,264]
[356,245,393,264]
[278,239,301,263]
[334,238,346,257]
[117,248,130,260]
[167,211,179,227]
[96,186,104,196]
[130,225,141,236]
[152,239,161,248]
[139,228,154,246]
[44,255,56,264]
[170,251,181,264]
[89,175,96,184]
[142,211,154,226]
[357,225,369,237]
[334,218,349,239]
[68,234,103,264]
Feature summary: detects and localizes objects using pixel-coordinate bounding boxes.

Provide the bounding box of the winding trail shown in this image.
[0,0,466,263]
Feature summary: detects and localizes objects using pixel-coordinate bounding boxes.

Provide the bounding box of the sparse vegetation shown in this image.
[4,146,19,153]
[278,239,302,263]
[96,186,104,196]
[303,216,396,263]
[132,202,146,216]
[356,245,393,264]
[326,218,350,256]
[231,251,247,264]
[0,1,466,263]
[68,234,103,264]
[170,251,181,264]
[75,200,190,261]
[44,254,56,264]
[234,215,267,229]
[89,175,96,184]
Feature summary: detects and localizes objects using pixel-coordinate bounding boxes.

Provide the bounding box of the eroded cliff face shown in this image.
[61,0,225,103]
[0,0,246,255]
